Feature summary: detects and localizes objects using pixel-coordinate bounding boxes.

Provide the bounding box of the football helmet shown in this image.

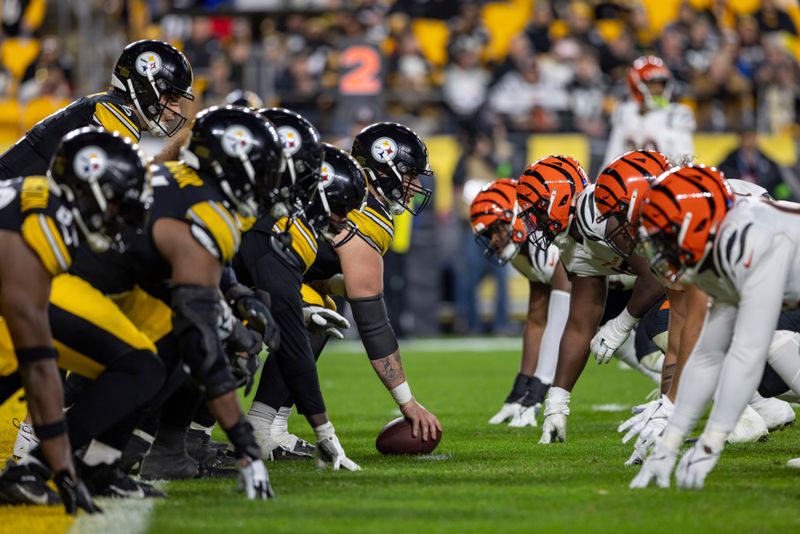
[637,165,734,284]
[470,178,526,265]
[182,106,284,220]
[628,56,673,111]
[304,143,368,244]
[516,155,588,250]
[595,149,671,257]
[225,89,264,109]
[258,107,323,215]
[49,126,148,253]
[351,122,432,216]
[111,40,194,137]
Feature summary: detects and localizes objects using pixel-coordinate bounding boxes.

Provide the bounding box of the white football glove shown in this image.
[303,306,350,340]
[629,439,678,489]
[675,438,722,490]
[625,396,674,466]
[238,458,275,500]
[618,399,660,444]
[314,422,361,471]
[488,402,521,425]
[590,309,639,364]
[539,388,570,444]
[509,404,539,428]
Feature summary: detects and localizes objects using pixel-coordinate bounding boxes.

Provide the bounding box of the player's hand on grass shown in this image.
[488,402,521,425]
[629,440,678,489]
[303,306,350,339]
[625,396,674,465]
[590,310,638,364]
[675,438,721,490]
[238,458,275,500]
[538,387,570,444]
[400,400,441,442]
[54,471,101,515]
[508,404,539,428]
[314,422,361,471]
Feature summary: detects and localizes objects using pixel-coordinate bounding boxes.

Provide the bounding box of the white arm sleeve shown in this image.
[603,107,626,167]
[534,289,570,384]
[664,105,696,165]
[705,237,792,435]
[666,301,736,439]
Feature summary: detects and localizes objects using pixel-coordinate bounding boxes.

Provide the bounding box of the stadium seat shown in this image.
[0,38,41,81]
[20,95,69,133]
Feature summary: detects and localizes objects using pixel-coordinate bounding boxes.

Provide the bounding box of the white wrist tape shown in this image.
[390,381,413,405]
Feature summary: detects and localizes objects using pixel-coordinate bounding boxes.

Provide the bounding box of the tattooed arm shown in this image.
[371,351,407,390]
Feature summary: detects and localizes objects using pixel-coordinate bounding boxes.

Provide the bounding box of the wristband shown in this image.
[390,381,413,405]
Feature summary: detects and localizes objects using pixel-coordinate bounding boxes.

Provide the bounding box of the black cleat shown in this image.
[139,445,199,480]
[81,460,166,498]
[0,459,60,506]
[120,434,152,475]
[267,436,315,461]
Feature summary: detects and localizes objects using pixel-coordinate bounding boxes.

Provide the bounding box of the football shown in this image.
[375,416,442,455]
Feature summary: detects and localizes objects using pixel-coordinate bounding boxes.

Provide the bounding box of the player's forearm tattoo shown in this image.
[372,353,406,389]
[661,363,676,395]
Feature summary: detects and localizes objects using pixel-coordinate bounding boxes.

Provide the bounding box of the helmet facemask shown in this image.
[369,160,432,216]
[475,219,520,266]
[125,76,193,137]
[520,192,563,251]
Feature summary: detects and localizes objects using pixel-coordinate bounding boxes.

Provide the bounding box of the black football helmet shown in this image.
[304,143,368,245]
[182,106,284,220]
[48,126,148,253]
[351,122,433,216]
[258,107,323,215]
[225,89,264,109]
[111,40,194,137]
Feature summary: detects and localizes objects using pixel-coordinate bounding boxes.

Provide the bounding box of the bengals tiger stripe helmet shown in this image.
[637,165,734,284]
[628,56,672,110]
[595,149,671,257]
[516,155,588,250]
[470,178,526,265]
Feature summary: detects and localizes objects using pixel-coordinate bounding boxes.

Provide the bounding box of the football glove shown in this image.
[625,396,674,466]
[629,439,678,489]
[675,438,722,490]
[488,402,521,425]
[314,422,361,471]
[225,284,281,351]
[54,470,101,515]
[303,306,350,340]
[238,458,275,500]
[539,387,570,444]
[590,309,639,364]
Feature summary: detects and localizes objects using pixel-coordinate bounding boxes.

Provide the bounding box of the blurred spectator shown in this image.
[718,127,790,199]
[183,16,220,72]
[443,35,490,131]
[755,0,797,35]
[21,36,73,90]
[201,53,235,104]
[447,1,489,60]
[756,35,799,133]
[524,1,554,54]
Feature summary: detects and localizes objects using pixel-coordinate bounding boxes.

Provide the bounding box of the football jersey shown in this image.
[0,176,76,277]
[246,210,319,275]
[71,161,243,301]
[557,185,633,277]
[604,101,695,167]
[510,242,560,284]
[304,192,394,281]
[0,92,141,180]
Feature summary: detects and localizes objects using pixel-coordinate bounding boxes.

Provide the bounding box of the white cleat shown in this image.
[749,396,796,432]
[727,405,769,444]
[489,403,521,425]
[787,457,800,469]
[12,419,38,460]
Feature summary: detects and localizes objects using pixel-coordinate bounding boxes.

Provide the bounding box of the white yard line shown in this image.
[69,483,165,534]
[324,337,523,354]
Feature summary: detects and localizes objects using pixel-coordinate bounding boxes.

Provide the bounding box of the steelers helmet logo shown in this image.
[371,137,398,163]
[135,51,163,76]
[320,162,335,189]
[277,126,302,156]
[221,125,255,157]
[74,146,108,181]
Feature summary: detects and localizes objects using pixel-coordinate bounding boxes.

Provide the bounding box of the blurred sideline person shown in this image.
[604,56,695,167]
[0,40,195,180]
[468,178,570,428]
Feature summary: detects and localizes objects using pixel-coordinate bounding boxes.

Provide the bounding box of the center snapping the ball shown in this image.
[375,417,442,455]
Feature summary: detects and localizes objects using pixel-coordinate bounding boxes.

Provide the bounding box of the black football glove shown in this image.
[54,470,102,515]
[225,284,280,351]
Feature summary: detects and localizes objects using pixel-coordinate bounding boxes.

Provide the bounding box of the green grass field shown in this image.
[143,343,800,533]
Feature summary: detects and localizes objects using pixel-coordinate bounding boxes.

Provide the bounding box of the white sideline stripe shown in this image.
[69,482,165,534]
[323,337,523,354]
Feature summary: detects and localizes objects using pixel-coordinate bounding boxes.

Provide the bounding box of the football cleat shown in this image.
[748,396,796,432]
[0,459,60,506]
[12,418,38,460]
[139,444,199,480]
[727,405,769,444]
[489,403,521,425]
[186,428,229,466]
[119,433,152,475]
[786,457,800,469]
[81,460,166,498]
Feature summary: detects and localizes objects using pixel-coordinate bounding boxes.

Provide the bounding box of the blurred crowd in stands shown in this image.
[2,0,800,335]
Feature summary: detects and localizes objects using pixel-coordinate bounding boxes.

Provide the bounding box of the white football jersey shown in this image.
[604,101,696,167]
[557,185,634,277]
[511,242,560,284]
